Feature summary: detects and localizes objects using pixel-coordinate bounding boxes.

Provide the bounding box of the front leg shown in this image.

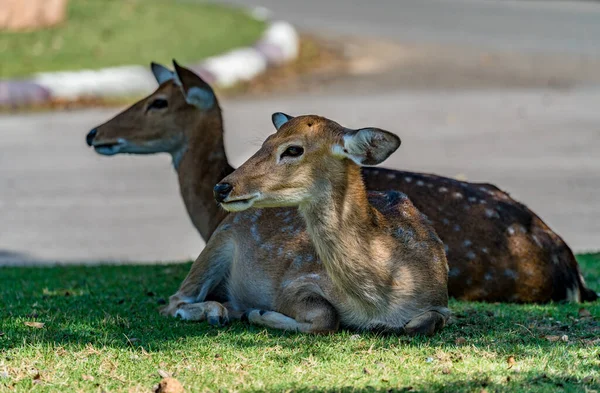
[161,236,234,317]
[174,301,230,327]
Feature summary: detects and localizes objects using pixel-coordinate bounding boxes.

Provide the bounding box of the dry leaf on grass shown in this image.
[507,356,516,369]
[363,367,371,375]
[81,375,94,381]
[24,322,44,329]
[579,308,592,318]
[158,369,171,379]
[455,337,467,345]
[154,377,184,393]
[545,335,561,342]
[442,367,452,375]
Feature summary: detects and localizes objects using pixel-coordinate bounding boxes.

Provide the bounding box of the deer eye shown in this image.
[147,98,168,111]
[280,146,304,159]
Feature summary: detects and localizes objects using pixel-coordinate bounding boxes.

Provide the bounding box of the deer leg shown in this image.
[174,301,229,327]
[162,237,233,317]
[404,310,447,337]
[241,297,339,334]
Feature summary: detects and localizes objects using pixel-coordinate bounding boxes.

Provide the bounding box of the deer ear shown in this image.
[151,62,176,85]
[272,112,294,130]
[335,128,401,166]
[173,60,215,110]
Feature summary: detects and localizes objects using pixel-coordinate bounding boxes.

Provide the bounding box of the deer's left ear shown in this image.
[334,128,401,166]
[272,112,294,130]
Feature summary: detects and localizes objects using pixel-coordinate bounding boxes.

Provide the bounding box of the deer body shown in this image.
[87,62,596,305]
[178,114,450,335]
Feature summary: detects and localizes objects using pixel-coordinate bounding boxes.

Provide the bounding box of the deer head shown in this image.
[214,113,401,211]
[86,61,219,167]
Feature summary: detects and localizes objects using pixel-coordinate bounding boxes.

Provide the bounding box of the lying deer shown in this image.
[87,61,597,303]
[173,114,450,335]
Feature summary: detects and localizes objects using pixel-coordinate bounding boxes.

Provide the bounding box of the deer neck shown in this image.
[175,112,233,242]
[298,163,390,309]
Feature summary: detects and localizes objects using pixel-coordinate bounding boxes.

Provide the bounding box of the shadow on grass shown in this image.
[0,257,598,357]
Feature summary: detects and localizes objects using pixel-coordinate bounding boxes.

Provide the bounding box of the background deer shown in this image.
[204,114,449,334]
[87,61,597,304]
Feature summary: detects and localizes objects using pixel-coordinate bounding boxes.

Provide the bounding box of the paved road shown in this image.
[1,0,600,265]
[222,0,600,56]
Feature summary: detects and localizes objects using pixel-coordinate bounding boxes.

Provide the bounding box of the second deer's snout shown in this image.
[213,183,233,203]
[86,128,98,146]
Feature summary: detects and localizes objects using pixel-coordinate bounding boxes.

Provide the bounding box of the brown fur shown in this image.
[88,62,596,304]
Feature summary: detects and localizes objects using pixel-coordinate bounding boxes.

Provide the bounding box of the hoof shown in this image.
[404,311,447,337]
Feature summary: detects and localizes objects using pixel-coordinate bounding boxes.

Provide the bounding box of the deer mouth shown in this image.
[92,138,128,155]
[220,195,258,212]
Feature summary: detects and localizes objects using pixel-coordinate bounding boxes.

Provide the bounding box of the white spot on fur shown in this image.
[468,197,477,203]
[463,240,472,247]
[449,267,460,277]
[504,269,518,279]
[479,186,489,192]
[552,255,560,265]
[442,218,450,225]
[481,247,489,254]
[485,209,498,218]
[416,180,424,186]
[453,192,463,199]
[438,187,448,193]
[507,226,515,235]
[292,256,303,267]
[404,176,412,183]
[484,273,493,281]
[387,173,395,179]
[453,224,461,232]
[427,183,433,188]
[466,251,476,260]
[532,235,542,247]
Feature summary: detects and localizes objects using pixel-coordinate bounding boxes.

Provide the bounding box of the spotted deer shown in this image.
[87,61,597,304]
[171,114,450,335]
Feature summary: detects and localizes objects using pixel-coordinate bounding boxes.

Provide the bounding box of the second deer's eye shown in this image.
[147,98,168,111]
[280,146,304,159]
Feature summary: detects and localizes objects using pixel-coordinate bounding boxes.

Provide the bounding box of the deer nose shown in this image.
[213,183,233,203]
[86,128,97,146]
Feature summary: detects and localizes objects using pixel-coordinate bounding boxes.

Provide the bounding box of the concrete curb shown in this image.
[0,20,299,107]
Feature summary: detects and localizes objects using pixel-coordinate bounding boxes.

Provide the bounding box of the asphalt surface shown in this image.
[1,0,599,265]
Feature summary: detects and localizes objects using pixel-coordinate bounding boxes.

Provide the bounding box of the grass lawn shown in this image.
[0,0,265,79]
[1,255,598,392]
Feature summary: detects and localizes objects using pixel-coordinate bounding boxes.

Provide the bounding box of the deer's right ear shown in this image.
[173,60,215,110]
[272,112,294,130]
[335,128,401,166]
[151,62,176,85]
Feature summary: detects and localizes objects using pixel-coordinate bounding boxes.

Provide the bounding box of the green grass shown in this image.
[1,255,598,393]
[0,0,265,78]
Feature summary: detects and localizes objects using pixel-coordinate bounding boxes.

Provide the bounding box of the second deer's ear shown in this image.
[272,112,294,130]
[335,128,401,166]
[151,62,176,85]
[173,60,215,110]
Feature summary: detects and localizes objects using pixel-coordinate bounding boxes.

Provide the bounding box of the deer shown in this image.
[86,61,597,304]
[169,114,450,335]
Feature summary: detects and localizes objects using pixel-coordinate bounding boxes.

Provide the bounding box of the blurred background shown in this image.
[0,0,598,265]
